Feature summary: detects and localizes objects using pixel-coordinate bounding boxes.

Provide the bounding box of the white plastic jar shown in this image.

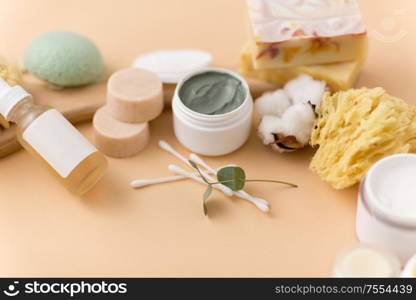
[356,154,416,263]
[401,253,416,277]
[172,68,253,156]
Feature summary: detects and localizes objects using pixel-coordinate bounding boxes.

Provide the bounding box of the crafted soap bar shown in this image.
[240,43,363,91]
[93,106,150,158]
[107,68,164,123]
[247,0,367,69]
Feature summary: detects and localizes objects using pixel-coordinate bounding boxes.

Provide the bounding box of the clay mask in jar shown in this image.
[172,68,253,156]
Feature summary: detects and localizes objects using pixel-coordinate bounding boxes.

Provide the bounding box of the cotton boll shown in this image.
[255,89,291,117]
[280,103,316,145]
[257,115,283,145]
[284,74,326,106]
[257,114,303,153]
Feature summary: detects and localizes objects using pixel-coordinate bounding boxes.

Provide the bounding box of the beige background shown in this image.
[0,0,414,277]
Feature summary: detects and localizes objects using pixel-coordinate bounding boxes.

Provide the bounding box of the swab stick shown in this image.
[157,141,269,212]
[159,140,233,196]
[189,153,269,212]
[168,164,233,197]
[131,175,187,188]
[158,140,190,166]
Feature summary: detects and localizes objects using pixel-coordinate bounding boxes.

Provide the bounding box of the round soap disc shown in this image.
[93,106,150,158]
[131,49,213,84]
[107,68,164,123]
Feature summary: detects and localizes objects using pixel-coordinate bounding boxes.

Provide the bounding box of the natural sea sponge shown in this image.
[24,31,104,87]
[310,87,416,189]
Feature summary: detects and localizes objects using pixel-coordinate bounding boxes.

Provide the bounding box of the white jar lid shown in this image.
[131,49,213,84]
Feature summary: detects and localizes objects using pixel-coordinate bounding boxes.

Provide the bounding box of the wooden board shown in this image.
[0,73,277,158]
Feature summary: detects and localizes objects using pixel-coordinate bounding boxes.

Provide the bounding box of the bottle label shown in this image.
[22,109,97,178]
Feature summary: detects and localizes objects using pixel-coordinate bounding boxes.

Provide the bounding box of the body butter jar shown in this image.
[172,68,253,156]
[356,154,416,263]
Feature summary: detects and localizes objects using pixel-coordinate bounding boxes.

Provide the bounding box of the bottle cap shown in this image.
[0,77,32,120]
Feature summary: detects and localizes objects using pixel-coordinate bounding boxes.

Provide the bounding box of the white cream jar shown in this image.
[356,154,416,263]
[172,68,253,156]
[401,253,416,277]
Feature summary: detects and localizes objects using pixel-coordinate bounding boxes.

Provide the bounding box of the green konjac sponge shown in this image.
[24,31,104,87]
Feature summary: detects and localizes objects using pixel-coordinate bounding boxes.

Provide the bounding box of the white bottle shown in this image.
[0,78,107,195]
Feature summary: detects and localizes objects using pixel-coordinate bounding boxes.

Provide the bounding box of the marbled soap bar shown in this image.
[247,0,367,69]
[240,43,363,91]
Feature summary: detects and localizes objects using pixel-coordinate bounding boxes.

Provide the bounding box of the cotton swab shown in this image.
[130,175,187,188]
[168,164,233,197]
[158,140,190,166]
[189,153,268,205]
[189,153,269,211]
[159,140,233,196]
[138,140,270,212]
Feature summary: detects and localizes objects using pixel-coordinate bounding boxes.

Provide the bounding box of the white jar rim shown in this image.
[173,67,251,128]
[361,153,416,229]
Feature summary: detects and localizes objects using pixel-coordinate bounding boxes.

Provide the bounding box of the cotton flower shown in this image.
[258,115,283,145]
[256,74,326,153]
[257,104,315,153]
[280,103,316,145]
[255,89,291,117]
[284,74,326,106]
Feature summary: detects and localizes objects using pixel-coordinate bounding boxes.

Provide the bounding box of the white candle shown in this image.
[332,244,401,278]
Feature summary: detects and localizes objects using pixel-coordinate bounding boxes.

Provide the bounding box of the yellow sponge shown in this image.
[0,57,22,128]
[310,87,416,189]
[240,43,363,92]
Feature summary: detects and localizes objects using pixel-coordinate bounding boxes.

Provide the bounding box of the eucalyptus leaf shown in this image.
[189,160,198,169]
[187,159,297,216]
[203,185,213,216]
[217,166,246,191]
[189,160,210,184]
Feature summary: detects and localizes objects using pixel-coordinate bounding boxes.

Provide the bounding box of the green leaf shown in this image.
[188,160,198,169]
[217,166,246,191]
[203,185,212,216]
[188,160,210,184]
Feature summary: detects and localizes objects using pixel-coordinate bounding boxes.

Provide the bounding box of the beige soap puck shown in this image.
[93,106,150,158]
[107,68,163,123]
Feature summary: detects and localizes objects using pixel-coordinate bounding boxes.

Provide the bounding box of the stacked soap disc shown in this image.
[93,68,163,158]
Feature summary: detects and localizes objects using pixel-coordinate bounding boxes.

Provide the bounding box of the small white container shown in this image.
[331,244,401,278]
[356,154,416,263]
[172,68,253,156]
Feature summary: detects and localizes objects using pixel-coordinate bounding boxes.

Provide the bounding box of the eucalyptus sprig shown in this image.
[188,160,297,216]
